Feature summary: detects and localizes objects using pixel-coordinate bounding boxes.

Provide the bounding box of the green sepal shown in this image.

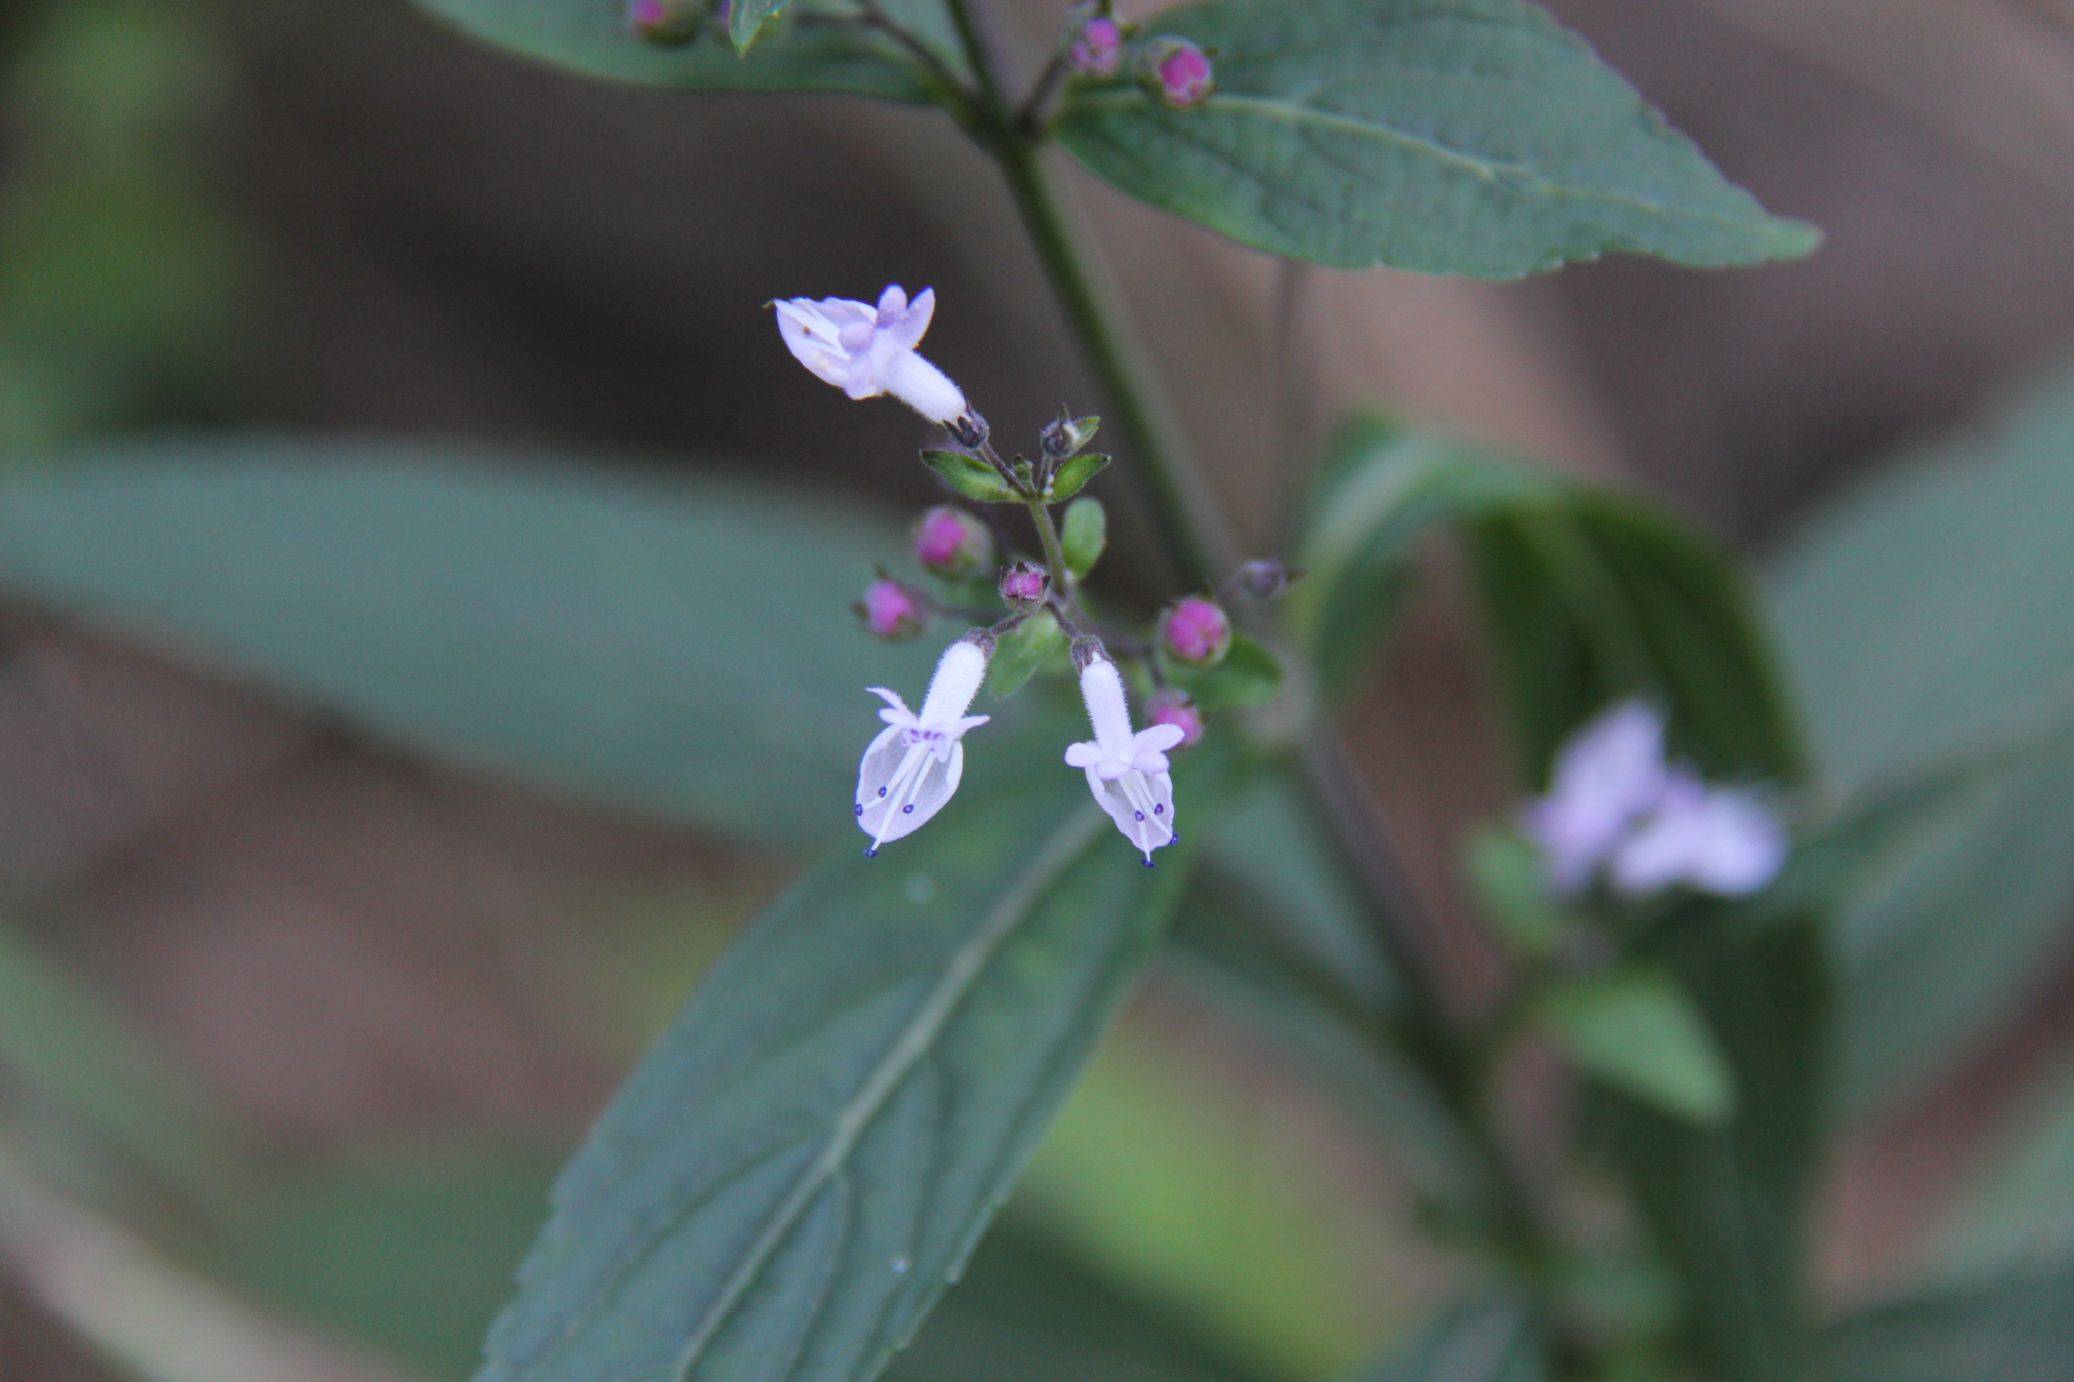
[987,610,1065,699]
[1535,966,1736,1125]
[1045,451,1112,503]
[922,449,1019,504]
[1464,828,1578,959]
[1060,497,1108,578]
[1167,630,1281,712]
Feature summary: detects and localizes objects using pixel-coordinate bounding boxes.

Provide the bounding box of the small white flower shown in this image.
[856,639,991,856]
[1520,700,1670,896]
[1609,772,1788,900]
[774,284,968,425]
[1065,654,1184,865]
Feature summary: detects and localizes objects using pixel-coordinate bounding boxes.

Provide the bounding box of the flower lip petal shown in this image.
[1064,740,1104,769]
[1136,724,1187,755]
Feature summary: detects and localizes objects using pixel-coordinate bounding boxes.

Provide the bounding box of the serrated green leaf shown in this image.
[923,448,1020,503]
[1054,0,1818,278]
[1536,967,1735,1125]
[0,441,938,848]
[1170,632,1282,712]
[1766,365,2074,1127]
[988,610,1065,698]
[1060,497,1108,578]
[479,767,1196,1380]
[414,0,964,103]
[1046,451,1111,503]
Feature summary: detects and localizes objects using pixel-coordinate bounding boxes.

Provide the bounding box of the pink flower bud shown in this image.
[1148,38,1214,109]
[1069,16,1124,78]
[913,505,994,578]
[998,561,1049,611]
[1160,595,1231,665]
[626,0,703,46]
[857,579,926,640]
[1146,691,1204,749]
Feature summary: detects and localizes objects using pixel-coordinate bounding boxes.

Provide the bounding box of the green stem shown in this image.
[1025,495,1075,604]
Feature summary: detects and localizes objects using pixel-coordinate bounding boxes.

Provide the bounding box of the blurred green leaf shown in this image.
[1053,0,1817,277]
[1169,633,1283,713]
[988,609,1065,698]
[1462,829,1575,959]
[889,1218,1268,1382]
[1939,1063,2074,1279]
[0,442,938,847]
[1046,452,1112,505]
[1060,497,1108,578]
[1767,366,2074,1126]
[1534,967,1734,1125]
[1817,1264,2074,1381]
[1351,1295,1549,1380]
[923,449,1019,504]
[0,918,240,1210]
[415,0,963,103]
[479,759,1195,1380]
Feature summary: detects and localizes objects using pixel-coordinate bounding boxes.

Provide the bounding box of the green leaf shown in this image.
[923,448,1020,503]
[1053,0,1818,278]
[1169,632,1283,712]
[1352,1295,1549,1380]
[988,609,1065,698]
[1060,497,1108,578]
[414,0,964,104]
[1462,829,1575,959]
[479,765,1196,1380]
[1817,1265,2074,1382]
[1535,967,1735,1125]
[0,441,939,848]
[729,0,789,53]
[1766,366,2074,1126]
[1940,1062,2074,1278]
[1046,451,1112,503]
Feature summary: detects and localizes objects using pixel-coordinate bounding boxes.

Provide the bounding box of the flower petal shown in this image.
[866,686,911,716]
[1136,724,1187,756]
[1083,766,1177,862]
[1064,740,1104,769]
[860,743,963,849]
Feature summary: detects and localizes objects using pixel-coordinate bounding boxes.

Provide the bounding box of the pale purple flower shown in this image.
[856,638,991,855]
[774,285,968,425]
[1066,652,1183,864]
[1520,701,1671,896]
[1609,773,1788,900]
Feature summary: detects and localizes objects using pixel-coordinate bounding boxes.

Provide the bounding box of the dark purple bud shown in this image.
[626,0,704,46]
[1159,595,1232,665]
[857,578,927,640]
[1232,558,1302,599]
[1147,38,1214,108]
[1146,691,1205,749]
[1040,407,1101,460]
[998,561,1050,611]
[913,504,994,578]
[1069,15,1124,77]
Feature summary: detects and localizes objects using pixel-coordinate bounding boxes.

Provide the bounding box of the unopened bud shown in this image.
[626,0,704,46]
[1147,38,1214,109]
[1040,407,1101,460]
[913,504,994,578]
[998,561,1050,611]
[857,578,926,641]
[1068,14,1124,78]
[1146,691,1205,749]
[1159,595,1231,665]
[1232,558,1301,599]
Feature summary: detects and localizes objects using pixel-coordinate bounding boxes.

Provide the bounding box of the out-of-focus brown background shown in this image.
[1,0,2071,1376]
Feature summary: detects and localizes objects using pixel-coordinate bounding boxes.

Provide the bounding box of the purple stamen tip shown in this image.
[878,786,888,797]
[1142,858,1155,868]
[854,804,864,816]
[1154,804,1165,814]
[903,803,915,814]
[1134,810,1144,821]
[864,847,879,858]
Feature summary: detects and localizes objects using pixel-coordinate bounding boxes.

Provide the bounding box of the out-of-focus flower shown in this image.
[1520,701,1672,896]
[774,285,968,424]
[913,504,993,577]
[856,638,991,855]
[1069,15,1124,77]
[856,578,926,640]
[1159,595,1231,666]
[1145,690,1204,749]
[1065,648,1184,864]
[626,0,703,45]
[1147,38,1214,108]
[1609,773,1788,899]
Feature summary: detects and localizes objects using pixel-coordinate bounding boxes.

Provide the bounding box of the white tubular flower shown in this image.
[1609,773,1788,900]
[855,639,991,856]
[1065,653,1184,865]
[774,284,968,425]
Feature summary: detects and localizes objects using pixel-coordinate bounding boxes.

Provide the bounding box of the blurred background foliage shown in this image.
[0,0,2069,1377]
